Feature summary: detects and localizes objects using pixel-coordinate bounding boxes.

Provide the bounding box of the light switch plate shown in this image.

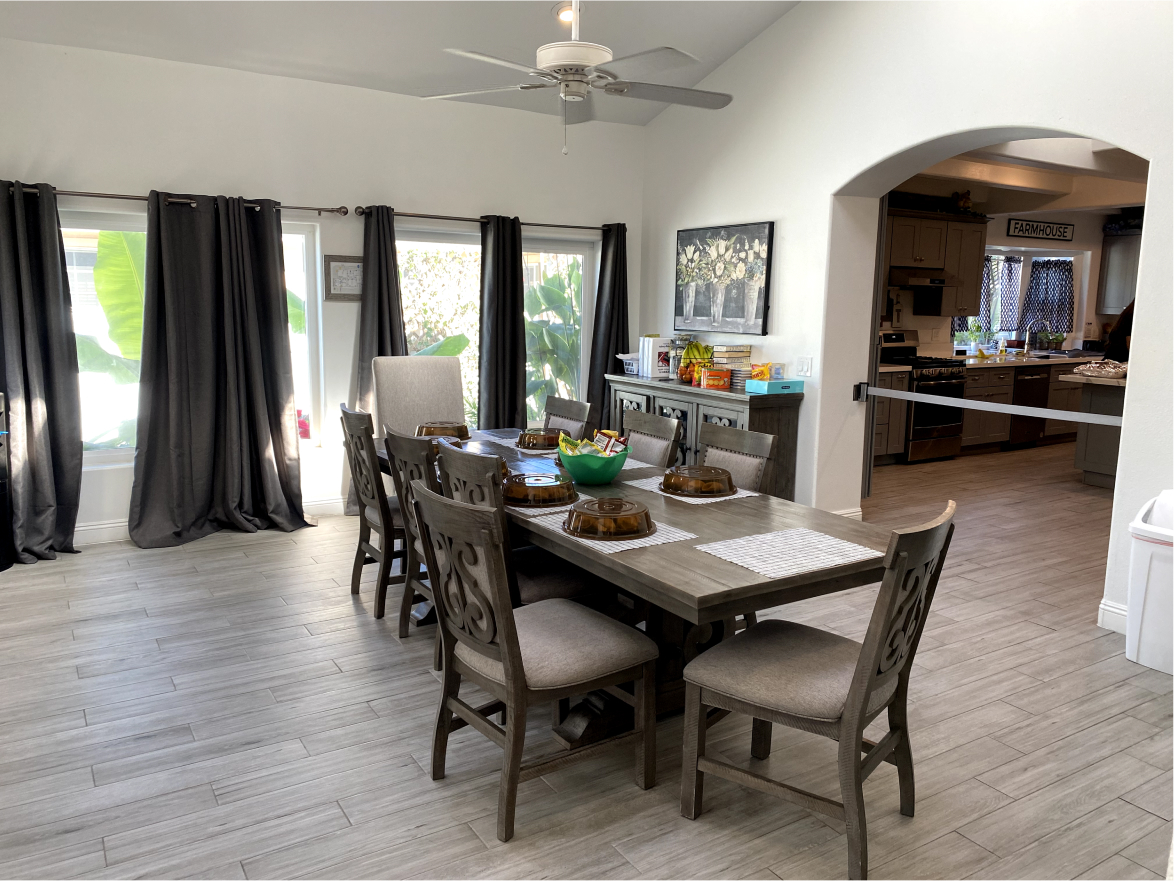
[796,357,813,377]
[931,328,941,341]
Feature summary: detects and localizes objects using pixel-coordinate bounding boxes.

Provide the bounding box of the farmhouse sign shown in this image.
[1006,218,1076,242]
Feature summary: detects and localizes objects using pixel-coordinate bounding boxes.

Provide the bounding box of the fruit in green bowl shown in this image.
[558,449,628,485]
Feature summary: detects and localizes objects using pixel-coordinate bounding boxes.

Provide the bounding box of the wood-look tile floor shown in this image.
[1,441,1169,879]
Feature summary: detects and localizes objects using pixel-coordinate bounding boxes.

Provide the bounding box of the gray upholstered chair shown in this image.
[412,482,659,842]
[382,429,443,666]
[435,445,605,606]
[339,405,406,606]
[542,396,595,441]
[371,355,465,438]
[680,502,956,880]
[621,409,682,469]
[697,422,776,492]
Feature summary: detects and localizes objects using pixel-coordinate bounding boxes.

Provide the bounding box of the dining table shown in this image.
[378,427,893,741]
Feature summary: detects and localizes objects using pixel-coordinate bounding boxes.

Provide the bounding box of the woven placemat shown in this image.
[527,513,696,554]
[694,528,883,579]
[622,476,759,505]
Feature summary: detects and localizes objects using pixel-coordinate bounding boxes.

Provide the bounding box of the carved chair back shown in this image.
[382,428,441,555]
[543,396,595,441]
[412,481,523,684]
[621,409,682,469]
[846,501,956,727]
[697,423,776,492]
[340,405,394,531]
[436,445,507,511]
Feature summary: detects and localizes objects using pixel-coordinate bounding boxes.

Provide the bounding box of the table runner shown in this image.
[695,528,883,579]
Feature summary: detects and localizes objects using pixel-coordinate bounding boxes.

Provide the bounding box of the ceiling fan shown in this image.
[422,0,732,147]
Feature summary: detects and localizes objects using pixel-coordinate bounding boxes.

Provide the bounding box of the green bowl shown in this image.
[558,448,629,485]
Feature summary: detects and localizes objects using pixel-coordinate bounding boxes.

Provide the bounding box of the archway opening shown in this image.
[825,129,1148,641]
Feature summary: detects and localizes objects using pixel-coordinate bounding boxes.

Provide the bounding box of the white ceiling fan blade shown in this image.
[444,48,550,78]
[591,47,698,81]
[421,84,551,100]
[603,81,732,110]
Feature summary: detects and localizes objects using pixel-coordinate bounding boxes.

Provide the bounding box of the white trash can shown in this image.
[1125,490,1174,674]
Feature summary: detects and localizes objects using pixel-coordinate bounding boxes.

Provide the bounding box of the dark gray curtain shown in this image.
[0,181,82,562]
[355,205,408,415]
[478,215,525,429]
[586,223,629,431]
[128,192,307,548]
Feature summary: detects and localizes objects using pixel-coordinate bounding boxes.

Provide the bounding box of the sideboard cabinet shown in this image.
[605,374,802,500]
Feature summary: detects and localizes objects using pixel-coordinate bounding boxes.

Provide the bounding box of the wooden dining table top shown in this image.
[379,428,891,625]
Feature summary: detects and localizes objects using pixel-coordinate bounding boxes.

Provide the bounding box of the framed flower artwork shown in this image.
[674,222,774,335]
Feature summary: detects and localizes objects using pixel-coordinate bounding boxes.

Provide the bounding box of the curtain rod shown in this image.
[10,186,349,216]
[353,206,604,231]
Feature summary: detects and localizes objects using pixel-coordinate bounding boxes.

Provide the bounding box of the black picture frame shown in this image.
[673,221,774,335]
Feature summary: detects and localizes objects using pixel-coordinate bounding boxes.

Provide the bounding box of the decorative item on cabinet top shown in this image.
[674,222,774,336]
[606,373,800,500]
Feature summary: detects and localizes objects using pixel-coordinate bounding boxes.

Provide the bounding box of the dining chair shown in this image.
[621,409,683,469]
[382,428,443,660]
[412,481,659,842]
[697,422,776,492]
[542,396,595,441]
[371,355,465,438]
[340,405,407,606]
[679,502,956,880]
[435,444,607,606]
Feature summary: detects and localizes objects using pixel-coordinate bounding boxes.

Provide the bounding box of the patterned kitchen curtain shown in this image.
[996,256,1023,332]
[1019,258,1074,333]
[953,254,1023,334]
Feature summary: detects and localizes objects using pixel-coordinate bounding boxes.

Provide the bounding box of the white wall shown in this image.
[0,37,645,539]
[639,1,1172,627]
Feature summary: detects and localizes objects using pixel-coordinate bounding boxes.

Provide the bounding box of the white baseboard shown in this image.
[1098,598,1128,635]
[304,497,346,517]
[74,519,131,546]
[833,507,864,521]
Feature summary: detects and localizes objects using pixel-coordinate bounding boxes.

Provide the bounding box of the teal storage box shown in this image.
[745,379,804,395]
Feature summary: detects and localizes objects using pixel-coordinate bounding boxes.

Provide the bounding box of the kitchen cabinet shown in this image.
[1096,232,1141,316]
[872,371,909,458]
[887,216,948,269]
[962,367,1014,446]
[1045,364,1082,436]
[607,374,802,499]
[942,222,988,318]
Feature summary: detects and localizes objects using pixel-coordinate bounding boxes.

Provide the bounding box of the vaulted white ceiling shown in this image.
[0,1,796,125]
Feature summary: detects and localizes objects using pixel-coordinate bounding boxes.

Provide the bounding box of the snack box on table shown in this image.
[745,379,804,395]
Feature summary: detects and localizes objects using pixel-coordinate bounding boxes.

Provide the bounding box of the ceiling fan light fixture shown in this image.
[553,3,574,23]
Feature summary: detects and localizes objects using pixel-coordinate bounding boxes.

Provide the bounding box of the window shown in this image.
[396,237,482,426]
[522,241,594,425]
[63,219,147,451]
[394,232,595,429]
[65,215,320,453]
[282,230,315,441]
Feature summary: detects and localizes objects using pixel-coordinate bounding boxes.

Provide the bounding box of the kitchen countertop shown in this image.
[1059,374,1127,387]
[878,364,912,374]
[955,354,1103,368]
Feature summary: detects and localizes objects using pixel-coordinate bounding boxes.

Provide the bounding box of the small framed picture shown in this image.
[323,254,363,302]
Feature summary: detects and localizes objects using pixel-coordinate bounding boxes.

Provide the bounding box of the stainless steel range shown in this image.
[878,331,967,462]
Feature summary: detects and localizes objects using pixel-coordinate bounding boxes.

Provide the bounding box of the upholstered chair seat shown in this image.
[684,619,898,723]
[453,598,658,691]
